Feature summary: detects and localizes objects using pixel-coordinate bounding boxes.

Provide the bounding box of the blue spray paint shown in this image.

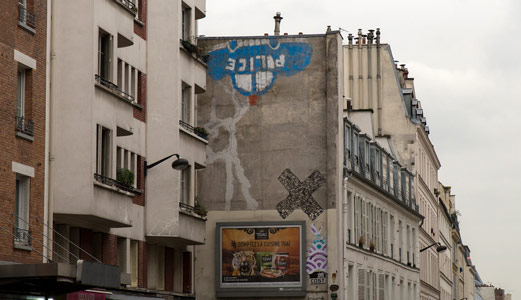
[208,40,313,97]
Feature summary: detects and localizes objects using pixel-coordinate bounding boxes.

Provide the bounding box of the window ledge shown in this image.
[95,81,143,110]
[179,126,208,144]
[134,17,144,26]
[18,22,35,35]
[14,243,32,251]
[16,131,34,142]
[94,178,139,197]
[179,208,207,221]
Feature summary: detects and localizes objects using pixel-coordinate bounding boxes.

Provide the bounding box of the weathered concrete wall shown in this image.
[196,32,343,299]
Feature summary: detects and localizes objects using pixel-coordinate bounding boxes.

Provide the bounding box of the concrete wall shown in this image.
[196,32,343,299]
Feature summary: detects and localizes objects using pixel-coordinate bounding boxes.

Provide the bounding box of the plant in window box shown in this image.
[117,168,134,188]
[369,241,375,252]
[194,126,209,139]
[194,202,208,217]
[358,236,365,248]
[181,36,201,56]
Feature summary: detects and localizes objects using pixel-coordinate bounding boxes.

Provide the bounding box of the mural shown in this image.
[306,223,327,277]
[276,169,325,221]
[207,39,313,101]
[205,81,258,210]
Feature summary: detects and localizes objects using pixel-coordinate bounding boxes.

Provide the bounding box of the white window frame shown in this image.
[182,3,191,41]
[14,174,30,248]
[98,28,113,81]
[180,166,191,205]
[96,125,112,177]
[181,84,192,125]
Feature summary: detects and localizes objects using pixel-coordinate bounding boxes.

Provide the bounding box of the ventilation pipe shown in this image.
[348,33,354,108]
[274,12,283,36]
[367,29,374,110]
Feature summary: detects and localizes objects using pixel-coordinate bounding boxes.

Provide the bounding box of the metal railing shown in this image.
[95,74,135,103]
[14,227,32,247]
[179,202,195,214]
[94,173,137,193]
[114,0,137,14]
[18,4,35,29]
[16,116,34,136]
[179,120,208,140]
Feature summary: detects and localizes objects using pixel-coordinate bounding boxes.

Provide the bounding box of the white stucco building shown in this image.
[49,0,208,297]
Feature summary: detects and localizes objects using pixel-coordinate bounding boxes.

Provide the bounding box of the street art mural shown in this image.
[276,169,325,221]
[306,223,327,282]
[203,39,314,210]
[207,39,312,104]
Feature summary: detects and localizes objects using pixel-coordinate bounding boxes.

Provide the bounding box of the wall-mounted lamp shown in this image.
[145,153,189,176]
[420,242,447,253]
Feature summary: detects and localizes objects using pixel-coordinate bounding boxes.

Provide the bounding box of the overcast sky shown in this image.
[199,0,520,297]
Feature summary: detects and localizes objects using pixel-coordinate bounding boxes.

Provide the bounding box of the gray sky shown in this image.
[199,0,521,297]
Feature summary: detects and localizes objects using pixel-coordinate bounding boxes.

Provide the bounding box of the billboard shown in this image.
[215,222,306,297]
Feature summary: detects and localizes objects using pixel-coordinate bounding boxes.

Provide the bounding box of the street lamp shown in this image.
[145,153,189,176]
[419,242,447,253]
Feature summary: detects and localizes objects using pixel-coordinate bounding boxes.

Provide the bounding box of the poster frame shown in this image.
[215,221,307,298]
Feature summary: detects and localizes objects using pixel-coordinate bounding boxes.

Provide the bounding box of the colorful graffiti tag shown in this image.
[306,223,327,276]
[207,39,313,98]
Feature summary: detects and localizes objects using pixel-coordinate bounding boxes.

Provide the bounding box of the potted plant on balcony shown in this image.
[358,236,365,248]
[194,202,208,217]
[369,241,375,252]
[117,168,134,188]
[194,126,209,139]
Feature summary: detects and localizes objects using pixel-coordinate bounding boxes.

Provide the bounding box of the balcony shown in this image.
[13,227,32,250]
[179,121,207,170]
[95,75,142,109]
[94,173,142,195]
[146,202,206,247]
[112,0,137,16]
[18,4,35,33]
[16,116,34,140]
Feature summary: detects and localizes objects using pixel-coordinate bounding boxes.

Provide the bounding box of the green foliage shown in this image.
[194,202,208,217]
[117,168,134,187]
[194,126,209,139]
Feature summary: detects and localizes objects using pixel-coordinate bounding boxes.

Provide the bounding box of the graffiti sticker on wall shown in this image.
[307,223,327,283]
[276,169,325,221]
[208,39,313,100]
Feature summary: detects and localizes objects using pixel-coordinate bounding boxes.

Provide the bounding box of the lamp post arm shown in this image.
[145,153,180,176]
[420,242,439,252]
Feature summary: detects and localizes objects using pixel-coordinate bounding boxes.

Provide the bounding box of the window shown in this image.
[96,125,112,177]
[17,70,25,119]
[130,240,138,287]
[116,147,137,188]
[183,251,192,293]
[181,84,191,124]
[180,167,190,205]
[16,67,34,137]
[182,4,191,41]
[98,29,112,80]
[15,174,31,247]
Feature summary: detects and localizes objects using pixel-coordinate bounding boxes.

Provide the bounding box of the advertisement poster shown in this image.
[218,223,303,289]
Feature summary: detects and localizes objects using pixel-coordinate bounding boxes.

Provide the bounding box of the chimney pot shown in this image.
[299,32,303,35]
[284,32,288,35]
[264,33,269,36]
[274,12,283,36]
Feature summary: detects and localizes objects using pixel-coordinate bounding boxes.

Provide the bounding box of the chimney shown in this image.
[274,12,283,36]
[326,25,331,32]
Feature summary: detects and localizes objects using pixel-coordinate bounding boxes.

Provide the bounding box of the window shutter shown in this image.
[378,274,385,300]
[358,269,365,300]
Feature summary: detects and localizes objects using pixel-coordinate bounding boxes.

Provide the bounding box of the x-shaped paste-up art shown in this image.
[276,169,325,221]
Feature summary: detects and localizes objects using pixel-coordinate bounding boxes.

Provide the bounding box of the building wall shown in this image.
[0,0,47,264]
[196,32,343,299]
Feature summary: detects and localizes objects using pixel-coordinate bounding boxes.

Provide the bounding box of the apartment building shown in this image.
[438,183,453,300]
[195,24,344,299]
[49,0,207,298]
[0,0,47,266]
[343,115,422,300]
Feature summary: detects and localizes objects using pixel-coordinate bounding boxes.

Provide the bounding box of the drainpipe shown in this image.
[43,0,52,263]
[367,30,374,111]
[357,29,363,108]
[273,12,282,36]
[348,34,353,108]
[376,28,383,136]
[47,0,56,262]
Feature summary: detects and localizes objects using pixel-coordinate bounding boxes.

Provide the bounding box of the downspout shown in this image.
[43,0,52,263]
[47,0,56,262]
[357,29,363,108]
[347,34,353,107]
[376,28,383,136]
[367,30,373,111]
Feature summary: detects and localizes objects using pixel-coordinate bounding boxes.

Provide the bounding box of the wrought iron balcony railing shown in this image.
[94,173,137,194]
[16,116,34,136]
[14,227,32,247]
[95,74,135,104]
[18,4,35,29]
[179,120,208,140]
